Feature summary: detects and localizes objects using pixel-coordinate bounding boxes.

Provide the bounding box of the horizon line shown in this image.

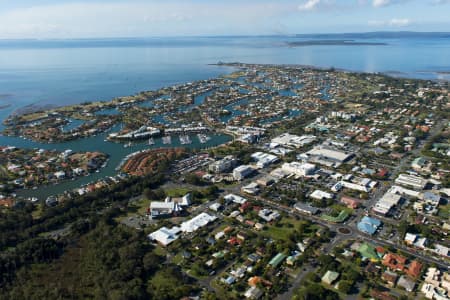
[0,31,450,41]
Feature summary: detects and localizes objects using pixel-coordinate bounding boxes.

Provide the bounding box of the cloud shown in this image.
[372,0,390,7]
[389,18,412,26]
[0,1,298,38]
[368,18,412,27]
[372,0,411,7]
[297,0,341,12]
[298,0,321,11]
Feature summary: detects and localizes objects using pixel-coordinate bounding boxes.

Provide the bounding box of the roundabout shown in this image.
[337,227,352,235]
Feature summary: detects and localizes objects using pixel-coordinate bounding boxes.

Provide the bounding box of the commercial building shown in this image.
[395,174,428,190]
[233,165,255,181]
[421,267,450,300]
[149,194,191,218]
[310,189,333,200]
[180,212,217,233]
[305,141,355,167]
[150,200,182,218]
[357,216,382,235]
[148,226,181,246]
[251,152,278,168]
[281,162,316,177]
[271,133,316,148]
[372,192,402,216]
[241,182,260,195]
[256,175,276,187]
[224,193,247,205]
[209,155,237,173]
[294,202,320,215]
[340,177,377,193]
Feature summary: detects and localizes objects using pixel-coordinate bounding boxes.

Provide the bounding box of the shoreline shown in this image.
[2,62,449,200]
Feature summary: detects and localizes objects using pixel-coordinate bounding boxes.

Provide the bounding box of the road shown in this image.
[255,194,450,269]
[276,264,314,300]
[162,118,450,295]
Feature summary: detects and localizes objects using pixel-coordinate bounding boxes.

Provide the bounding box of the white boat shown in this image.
[148,137,155,145]
[179,135,192,145]
[197,133,210,144]
[162,136,172,145]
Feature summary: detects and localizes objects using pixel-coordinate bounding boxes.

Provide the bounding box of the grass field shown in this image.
[438,203,450,219]
[262,217,320,242]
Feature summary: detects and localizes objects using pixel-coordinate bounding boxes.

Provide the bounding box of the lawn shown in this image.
[438,203,450,219]
[165,187,192,197]
[262,217,312,241]
[31,204,45,220]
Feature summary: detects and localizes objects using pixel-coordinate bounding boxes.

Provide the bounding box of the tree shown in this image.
[184,173,203,185]
[143,188,156,200]
[338,280,353,294]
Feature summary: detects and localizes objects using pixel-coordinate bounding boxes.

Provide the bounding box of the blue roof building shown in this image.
[357,216,381,235]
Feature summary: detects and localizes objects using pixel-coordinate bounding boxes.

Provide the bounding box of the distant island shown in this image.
[293,31,450,39]
[287,39,387,47]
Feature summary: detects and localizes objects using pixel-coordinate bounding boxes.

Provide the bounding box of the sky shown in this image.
[0,0,449,38]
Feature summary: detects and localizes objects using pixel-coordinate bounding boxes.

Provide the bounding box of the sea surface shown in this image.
[0,34,449,199]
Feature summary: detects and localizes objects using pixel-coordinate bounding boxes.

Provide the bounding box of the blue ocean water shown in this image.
[0,34,449,199]
[0,35,449,114]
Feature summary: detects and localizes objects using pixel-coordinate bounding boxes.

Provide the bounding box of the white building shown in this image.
[395,174,428,190]
[209,203,222,211]
[233,165,255,181]
[150,198,182,218]
[258,209,280,222]
[224,194,247,204]
[251,152,278,168]
[421,267,450,300]
[209,155,237,173]
[54,171,66,179]
[241,182,260,195]
[180,213,217,233]
[281,162,316,177]
[310,190,333,200]
[340,179,375,193]
[271,133,316,148]
[148,226,181,246]
[372,192,402,216]
[306,142,354,164]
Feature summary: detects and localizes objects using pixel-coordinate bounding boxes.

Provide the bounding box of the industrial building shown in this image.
[271,133,316,148]
[395,174,428,190]
[304,141,355,168]
[281,161,316,177]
